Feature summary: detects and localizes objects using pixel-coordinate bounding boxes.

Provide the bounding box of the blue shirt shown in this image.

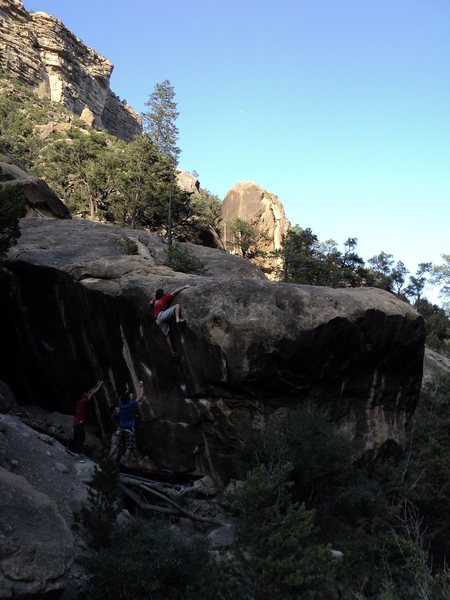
[119,399,139,429]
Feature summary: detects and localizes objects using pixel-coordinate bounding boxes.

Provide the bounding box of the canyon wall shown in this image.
[0,0,141,141]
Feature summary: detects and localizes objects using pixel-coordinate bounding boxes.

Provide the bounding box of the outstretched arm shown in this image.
[170,285,190,298]
[86,380,103,400]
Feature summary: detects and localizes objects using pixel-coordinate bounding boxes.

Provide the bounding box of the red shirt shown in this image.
[73,393,90,426]
[153,293,173,318]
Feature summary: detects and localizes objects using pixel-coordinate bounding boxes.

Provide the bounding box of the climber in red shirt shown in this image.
[68,380,103,455]
[150,285,190,355]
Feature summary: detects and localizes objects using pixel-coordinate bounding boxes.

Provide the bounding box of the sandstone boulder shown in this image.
[221,181,291,278]
[0,153,70,219]
[177,170,200,195]
[422,347,450,389]
[0,218,425,483]
[0,412,102,597]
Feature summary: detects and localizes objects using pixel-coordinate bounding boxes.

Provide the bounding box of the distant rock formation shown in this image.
[221,181,291,277]
[176,170,200,195]
[0,152,70,218]
[0,216,425,484]
[0,0,142,141]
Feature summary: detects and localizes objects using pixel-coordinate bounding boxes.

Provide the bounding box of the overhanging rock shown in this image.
[0,218,425,483]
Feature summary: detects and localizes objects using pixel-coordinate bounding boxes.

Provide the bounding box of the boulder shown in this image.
[0,218,425,483]
[176,170,200,195]
[0,412,94,597]
[221,181,291,277]
[0,153,70,219]
[0,467,74,597]
[422,347,450,388]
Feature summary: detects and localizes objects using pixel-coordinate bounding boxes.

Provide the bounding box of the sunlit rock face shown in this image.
[0,218,425,483]
[0,0,141,141]
[220,181,291,278]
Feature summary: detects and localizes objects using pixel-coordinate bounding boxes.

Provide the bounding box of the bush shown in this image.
[118,235,139,255]
[0,185,27,255]
[84,517,208,600]
[236,404,377,530]
[191,464,336,600]
[80,459,122,548]
[166,243,205,273]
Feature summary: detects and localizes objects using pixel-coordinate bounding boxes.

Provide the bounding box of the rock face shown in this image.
[0,0,141,141]
[177,170,200,195]
[0,412,99,597]
[221,181,291,277]
[422,347,450,388]
[0,152,70,218]
[0,218,425,483]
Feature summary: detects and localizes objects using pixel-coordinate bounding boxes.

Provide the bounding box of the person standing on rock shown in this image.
[109,380,145,465]
[150,285,190,356]
[68,380,103,455]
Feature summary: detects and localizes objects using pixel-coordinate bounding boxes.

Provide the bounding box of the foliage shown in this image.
[432,255,450,312]
[192,465,336,600]
[237,404,375,531]
[405,263,433,304]
[228,217,270,260]
[366,252,410,295]
[84,516,208,600]
[0,185,27,255]
[0,77,190,234]
[344,506,450,600]
[118,235,138,255]
[278,228,370,287]
[278,227,340,285]
[142,79,180,163]
[188,188,222,232]
[415,298,450,353]
[166,243,205,273]
[80,459,122,547]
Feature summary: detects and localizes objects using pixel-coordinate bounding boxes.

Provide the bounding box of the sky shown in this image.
[22,0,450,296]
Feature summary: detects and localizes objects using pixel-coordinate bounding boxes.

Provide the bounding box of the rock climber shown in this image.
[109,380,145,465]
[68,379,103,455]
[150,285,190,356]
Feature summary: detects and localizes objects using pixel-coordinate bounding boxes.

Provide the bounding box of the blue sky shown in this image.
[23,0,450,294]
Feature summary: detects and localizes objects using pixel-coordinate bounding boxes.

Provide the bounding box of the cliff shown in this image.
[0,0,142,141]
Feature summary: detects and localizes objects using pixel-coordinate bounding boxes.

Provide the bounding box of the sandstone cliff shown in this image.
[221,181,291,277]
[0,0,141,141]
[0,215,425,483]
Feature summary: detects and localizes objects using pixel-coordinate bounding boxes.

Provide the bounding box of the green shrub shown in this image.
[236,404,377,530]
[80,459,122,548]
[84,517,208,600]
[166,243,205,273]
[0,185,27,255]
[192,464,336,600]
[118,235,139,255]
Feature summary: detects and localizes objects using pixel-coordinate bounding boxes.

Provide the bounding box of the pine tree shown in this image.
[142,80,181,247]
[142,79,180,163]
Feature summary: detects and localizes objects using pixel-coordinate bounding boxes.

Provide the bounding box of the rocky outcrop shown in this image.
[221,181,291,277]
[177,170,200,195]
[0,413,96,597]
[422,347,450,388]
[0,152,70,218]
[0,218,425,483]
[0,0,141,141]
